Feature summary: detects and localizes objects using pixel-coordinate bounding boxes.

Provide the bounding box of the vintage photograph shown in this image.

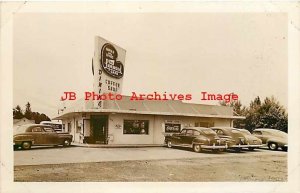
[11,11,289,183]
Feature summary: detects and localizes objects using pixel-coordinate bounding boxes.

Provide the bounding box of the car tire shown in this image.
[193,144,202,153]
[13,145,19,151]
[248,147,255,151]
[63,139,71,147]
[166,141,172,148]
[268,142,278,151]
[282,146,288,152]
[22,141,31,150]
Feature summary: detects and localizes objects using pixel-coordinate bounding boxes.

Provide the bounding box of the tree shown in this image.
[244,96,287,132]
[244,96,262,132]
[259,96,288,132]
[13,105,24,119]
[219,96,288,133]
[24,102,32,119]
[13,102,52,124]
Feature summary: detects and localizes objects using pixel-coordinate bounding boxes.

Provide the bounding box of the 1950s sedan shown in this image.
[165,127,229,153]
[252,128,287,151]
[13,124,73,150]
[211,127,262,151]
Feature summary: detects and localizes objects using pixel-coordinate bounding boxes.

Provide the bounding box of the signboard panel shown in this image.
[92,36,126,108]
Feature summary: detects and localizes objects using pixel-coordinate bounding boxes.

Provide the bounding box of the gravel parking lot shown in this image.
[14,146,287,181]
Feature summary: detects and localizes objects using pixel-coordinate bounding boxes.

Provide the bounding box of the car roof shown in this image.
[253,128,286,133]
[21,124,54,128]
[210,127,237,130]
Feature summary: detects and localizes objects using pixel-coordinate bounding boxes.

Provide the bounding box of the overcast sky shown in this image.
[13,13,287,118]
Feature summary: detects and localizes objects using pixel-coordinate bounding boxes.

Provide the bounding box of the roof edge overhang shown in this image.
[53,109,245,120]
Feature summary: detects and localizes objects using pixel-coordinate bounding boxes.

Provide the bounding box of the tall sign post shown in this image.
[92,36,126,108]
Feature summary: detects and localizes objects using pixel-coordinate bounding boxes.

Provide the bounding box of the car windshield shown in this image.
[201,128,215,135]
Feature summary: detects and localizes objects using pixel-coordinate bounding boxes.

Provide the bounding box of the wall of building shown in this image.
[61,115,84,144]
[61,113,233,145]
[108,113,155,144]
[108,113,232,145]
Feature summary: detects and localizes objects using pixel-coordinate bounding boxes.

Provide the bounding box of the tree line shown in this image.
[13,102,51,124]
[220,96,288,133]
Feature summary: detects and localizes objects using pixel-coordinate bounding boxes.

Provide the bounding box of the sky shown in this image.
[13,13,288,118]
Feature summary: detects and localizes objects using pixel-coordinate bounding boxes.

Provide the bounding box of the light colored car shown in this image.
[211,127,262,152]
[13,124,73,150]
[252,128,287,151]
[234,128,263,151]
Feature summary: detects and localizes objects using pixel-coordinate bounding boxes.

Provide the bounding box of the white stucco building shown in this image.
[54,97,243,145]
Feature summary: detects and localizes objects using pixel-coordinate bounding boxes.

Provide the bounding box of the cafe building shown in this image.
[54,36,244,145]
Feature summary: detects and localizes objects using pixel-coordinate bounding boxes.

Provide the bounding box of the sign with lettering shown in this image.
[165,123,181,133]
[92,36,126,108]
[101,43,124,79]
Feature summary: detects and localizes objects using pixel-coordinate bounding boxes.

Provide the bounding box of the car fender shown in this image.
[266,138,287,146]
[13,135,34,144]
[192,136,208,145]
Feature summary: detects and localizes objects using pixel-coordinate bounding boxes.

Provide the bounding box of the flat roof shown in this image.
[53,96,245,120]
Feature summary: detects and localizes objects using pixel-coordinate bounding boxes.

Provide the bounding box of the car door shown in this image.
[30,126,46,145]
[180,129,196,145]
[42,126,60,145]
[173,129,186,145]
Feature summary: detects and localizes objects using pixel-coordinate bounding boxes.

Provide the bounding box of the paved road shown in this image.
[14,146,287,166]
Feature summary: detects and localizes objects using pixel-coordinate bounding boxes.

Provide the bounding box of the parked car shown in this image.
[13,124,73,150]
[252,128,287,151]
[233,128,263,151]
[165,127,230,153]
[211,127,262,151]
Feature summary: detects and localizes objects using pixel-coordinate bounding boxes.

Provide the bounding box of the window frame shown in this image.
[123,119,150,135]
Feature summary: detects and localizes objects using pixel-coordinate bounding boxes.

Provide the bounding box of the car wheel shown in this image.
[166,141,172,148]
[282,147,288,152]
[63,139,71,147]
[193,144,202,153]
[248,147,255,151]
[268,142,278,151]
[22,142,31,150]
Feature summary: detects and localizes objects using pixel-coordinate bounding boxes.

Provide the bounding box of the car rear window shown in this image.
[13,125,29,135]
[44,127,55,132]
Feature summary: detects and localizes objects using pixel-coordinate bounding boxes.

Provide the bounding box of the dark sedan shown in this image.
[165,127,229,153]
[13,124,73,150]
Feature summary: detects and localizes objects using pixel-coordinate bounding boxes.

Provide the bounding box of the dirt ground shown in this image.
[14,153,287,182]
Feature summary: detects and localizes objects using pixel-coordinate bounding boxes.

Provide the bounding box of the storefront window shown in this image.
[123,120,149,135]
[195,122,214,128]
